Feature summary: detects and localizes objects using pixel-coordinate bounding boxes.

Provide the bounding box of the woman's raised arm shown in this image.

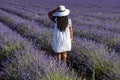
[48,7,59,22]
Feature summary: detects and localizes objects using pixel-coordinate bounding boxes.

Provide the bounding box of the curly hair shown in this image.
[56,16,68,31]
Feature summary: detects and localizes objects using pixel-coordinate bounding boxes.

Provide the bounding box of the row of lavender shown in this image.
[0,9,53,51]
[0,22,78,80]
[0,0,120,79]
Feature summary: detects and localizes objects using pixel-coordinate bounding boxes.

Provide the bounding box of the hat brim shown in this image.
[53,9,70,16]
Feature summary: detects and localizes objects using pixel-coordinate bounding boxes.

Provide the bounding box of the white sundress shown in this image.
[51,18,72,53]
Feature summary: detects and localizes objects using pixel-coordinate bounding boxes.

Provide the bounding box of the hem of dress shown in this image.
[53,49,71,53]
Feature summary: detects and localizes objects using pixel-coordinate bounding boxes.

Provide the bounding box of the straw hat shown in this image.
[53,5,70,16]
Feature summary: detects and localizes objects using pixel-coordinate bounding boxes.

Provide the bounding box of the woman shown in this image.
[48,5,73,62]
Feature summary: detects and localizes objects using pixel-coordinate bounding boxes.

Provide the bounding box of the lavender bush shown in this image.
[0,6,39,21]
[2,51,79,80]
[0,5,53,28]
[74,25,120,49]
[68,37,120,79]
[0,21,79,80]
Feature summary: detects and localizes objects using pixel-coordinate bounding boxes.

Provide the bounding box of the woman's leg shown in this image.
[62,52,67,62]
[57,53,62,61]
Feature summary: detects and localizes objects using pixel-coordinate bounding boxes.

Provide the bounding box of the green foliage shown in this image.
[106,40,116,49]
[38,33,52,51]
[17,23,29,35]
[0,42,22,61]
[20,12,33,21]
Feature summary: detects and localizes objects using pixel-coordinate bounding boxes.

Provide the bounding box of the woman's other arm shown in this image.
[69,24,73,42]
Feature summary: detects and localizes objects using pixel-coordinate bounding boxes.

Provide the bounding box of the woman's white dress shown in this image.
[51,18,72,53]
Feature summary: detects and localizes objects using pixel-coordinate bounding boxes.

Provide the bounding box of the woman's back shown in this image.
[52,18,72,52]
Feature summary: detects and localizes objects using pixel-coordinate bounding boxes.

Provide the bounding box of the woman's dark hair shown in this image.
[56,16,68,31]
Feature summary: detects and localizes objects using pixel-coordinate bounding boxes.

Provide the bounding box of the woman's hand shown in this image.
[57,6,60,11]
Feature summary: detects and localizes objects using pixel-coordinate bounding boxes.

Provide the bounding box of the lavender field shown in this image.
[0,0,120,80]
